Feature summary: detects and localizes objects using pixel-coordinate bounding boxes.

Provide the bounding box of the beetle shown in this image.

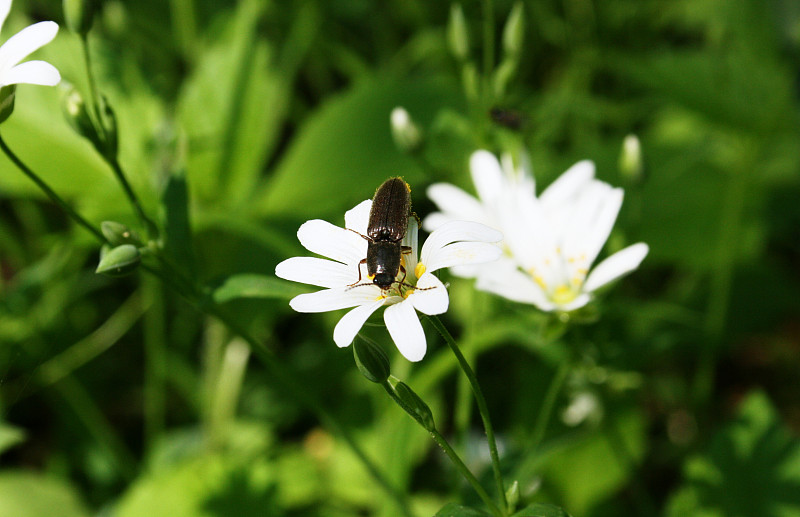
[349,177,412,290]
[489,106,526,131]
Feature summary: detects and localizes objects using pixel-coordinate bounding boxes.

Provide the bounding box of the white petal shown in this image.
[476,262,556,311]
[583,243,649,293]
[558,293,592,312]
[345,200,371,234]
[425,183,487,228]
[420,221,502,266]
[539,160,595,210]
[422,212,454,233]
[0,22,59,74]
[289,287,378,313]
[333,299,386,347]
[297,219,366,265]
[0,0,11,35]
[408,273,449,315]
[403,216,420,274]
[470,150,507,205]
[2,60,60,86]
[384,301,427,362]
[424,241,502,273]
[447,263,488,278]
[275,256,358,288]
[500,152,535,193]
[582,187,624,266]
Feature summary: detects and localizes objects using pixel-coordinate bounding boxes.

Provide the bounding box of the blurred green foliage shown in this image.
[2,0,800,515]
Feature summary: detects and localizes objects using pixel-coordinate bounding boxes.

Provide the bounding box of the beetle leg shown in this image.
[347,258,369,287]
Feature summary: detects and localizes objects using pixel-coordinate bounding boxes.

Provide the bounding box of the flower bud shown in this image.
[447,4,469,62]
[0,85,16,124]
[505,480,520,512]
[390,107,422,153]
[101,221,141,247]
[96,244,140,277]
[502,2,525,58]
[63,87,100,146]
[619,134,643,182]
[392,380,435,431]
[63,0,99,35]
[353,339,390,384]
[99,95,119,160]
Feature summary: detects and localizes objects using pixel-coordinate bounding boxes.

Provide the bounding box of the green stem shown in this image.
[168,0,198,58]
[428,315,508,515]
[481,0,495,97]
[693,142,753,407]
[0,132,106,243]
[142,276,167,450]
[108,157,159,237]
[55,376,138,481]
[80,34,105,140]
[80,34,157,237]
[527,359,569,456]
[381,382,501,517]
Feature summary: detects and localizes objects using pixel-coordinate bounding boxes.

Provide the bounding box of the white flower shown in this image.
[276,199,502,362]
[425,150,649,313]
[0,0,60,87]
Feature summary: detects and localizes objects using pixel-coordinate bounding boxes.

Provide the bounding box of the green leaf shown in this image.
[162,170,195,273]
[512,503,573,517]
[177,0,319,207]
[434,502,492,516]
[0,422,25,455]
[96,244,141,277]
[253,75,462,220]
[665,391,800,517]
[116,454,280,517]
[533,408,647,515]
[0,472,89,517]
[211,274,305,303]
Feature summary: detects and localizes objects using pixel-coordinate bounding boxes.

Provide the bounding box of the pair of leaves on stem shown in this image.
[435,502,571,517]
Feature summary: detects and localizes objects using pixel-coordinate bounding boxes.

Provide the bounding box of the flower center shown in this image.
[551,284,579,305]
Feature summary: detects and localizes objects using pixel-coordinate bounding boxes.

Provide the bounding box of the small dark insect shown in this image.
[489,106,526,131]
[349,177,412,290]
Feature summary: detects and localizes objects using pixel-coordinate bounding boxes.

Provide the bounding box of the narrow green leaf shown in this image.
[512,503,573,517]
[211,274,305,303]
[434,502,491,516]
[162,170,195,273]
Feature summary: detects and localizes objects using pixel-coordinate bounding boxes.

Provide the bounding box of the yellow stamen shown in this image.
[552,284,578,305]
[415,262,426,279]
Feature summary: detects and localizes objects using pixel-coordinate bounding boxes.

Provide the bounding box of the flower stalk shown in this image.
[0,132,106,243]
[428,315,508,514]
[77,34,158,238]
[381,378,503,517]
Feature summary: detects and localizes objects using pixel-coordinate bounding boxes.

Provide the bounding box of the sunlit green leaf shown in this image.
[211,274,305,303]
[433,502,491,516]
[512,503,573,517]
[0,472,89,517]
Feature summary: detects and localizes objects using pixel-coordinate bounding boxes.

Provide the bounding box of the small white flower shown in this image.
[276,199,502,362]
[0,0,60,87]
[425,150,649,313]
[390,106,421,152]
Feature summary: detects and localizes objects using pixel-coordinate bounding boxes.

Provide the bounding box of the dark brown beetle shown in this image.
[350,177,412,290]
